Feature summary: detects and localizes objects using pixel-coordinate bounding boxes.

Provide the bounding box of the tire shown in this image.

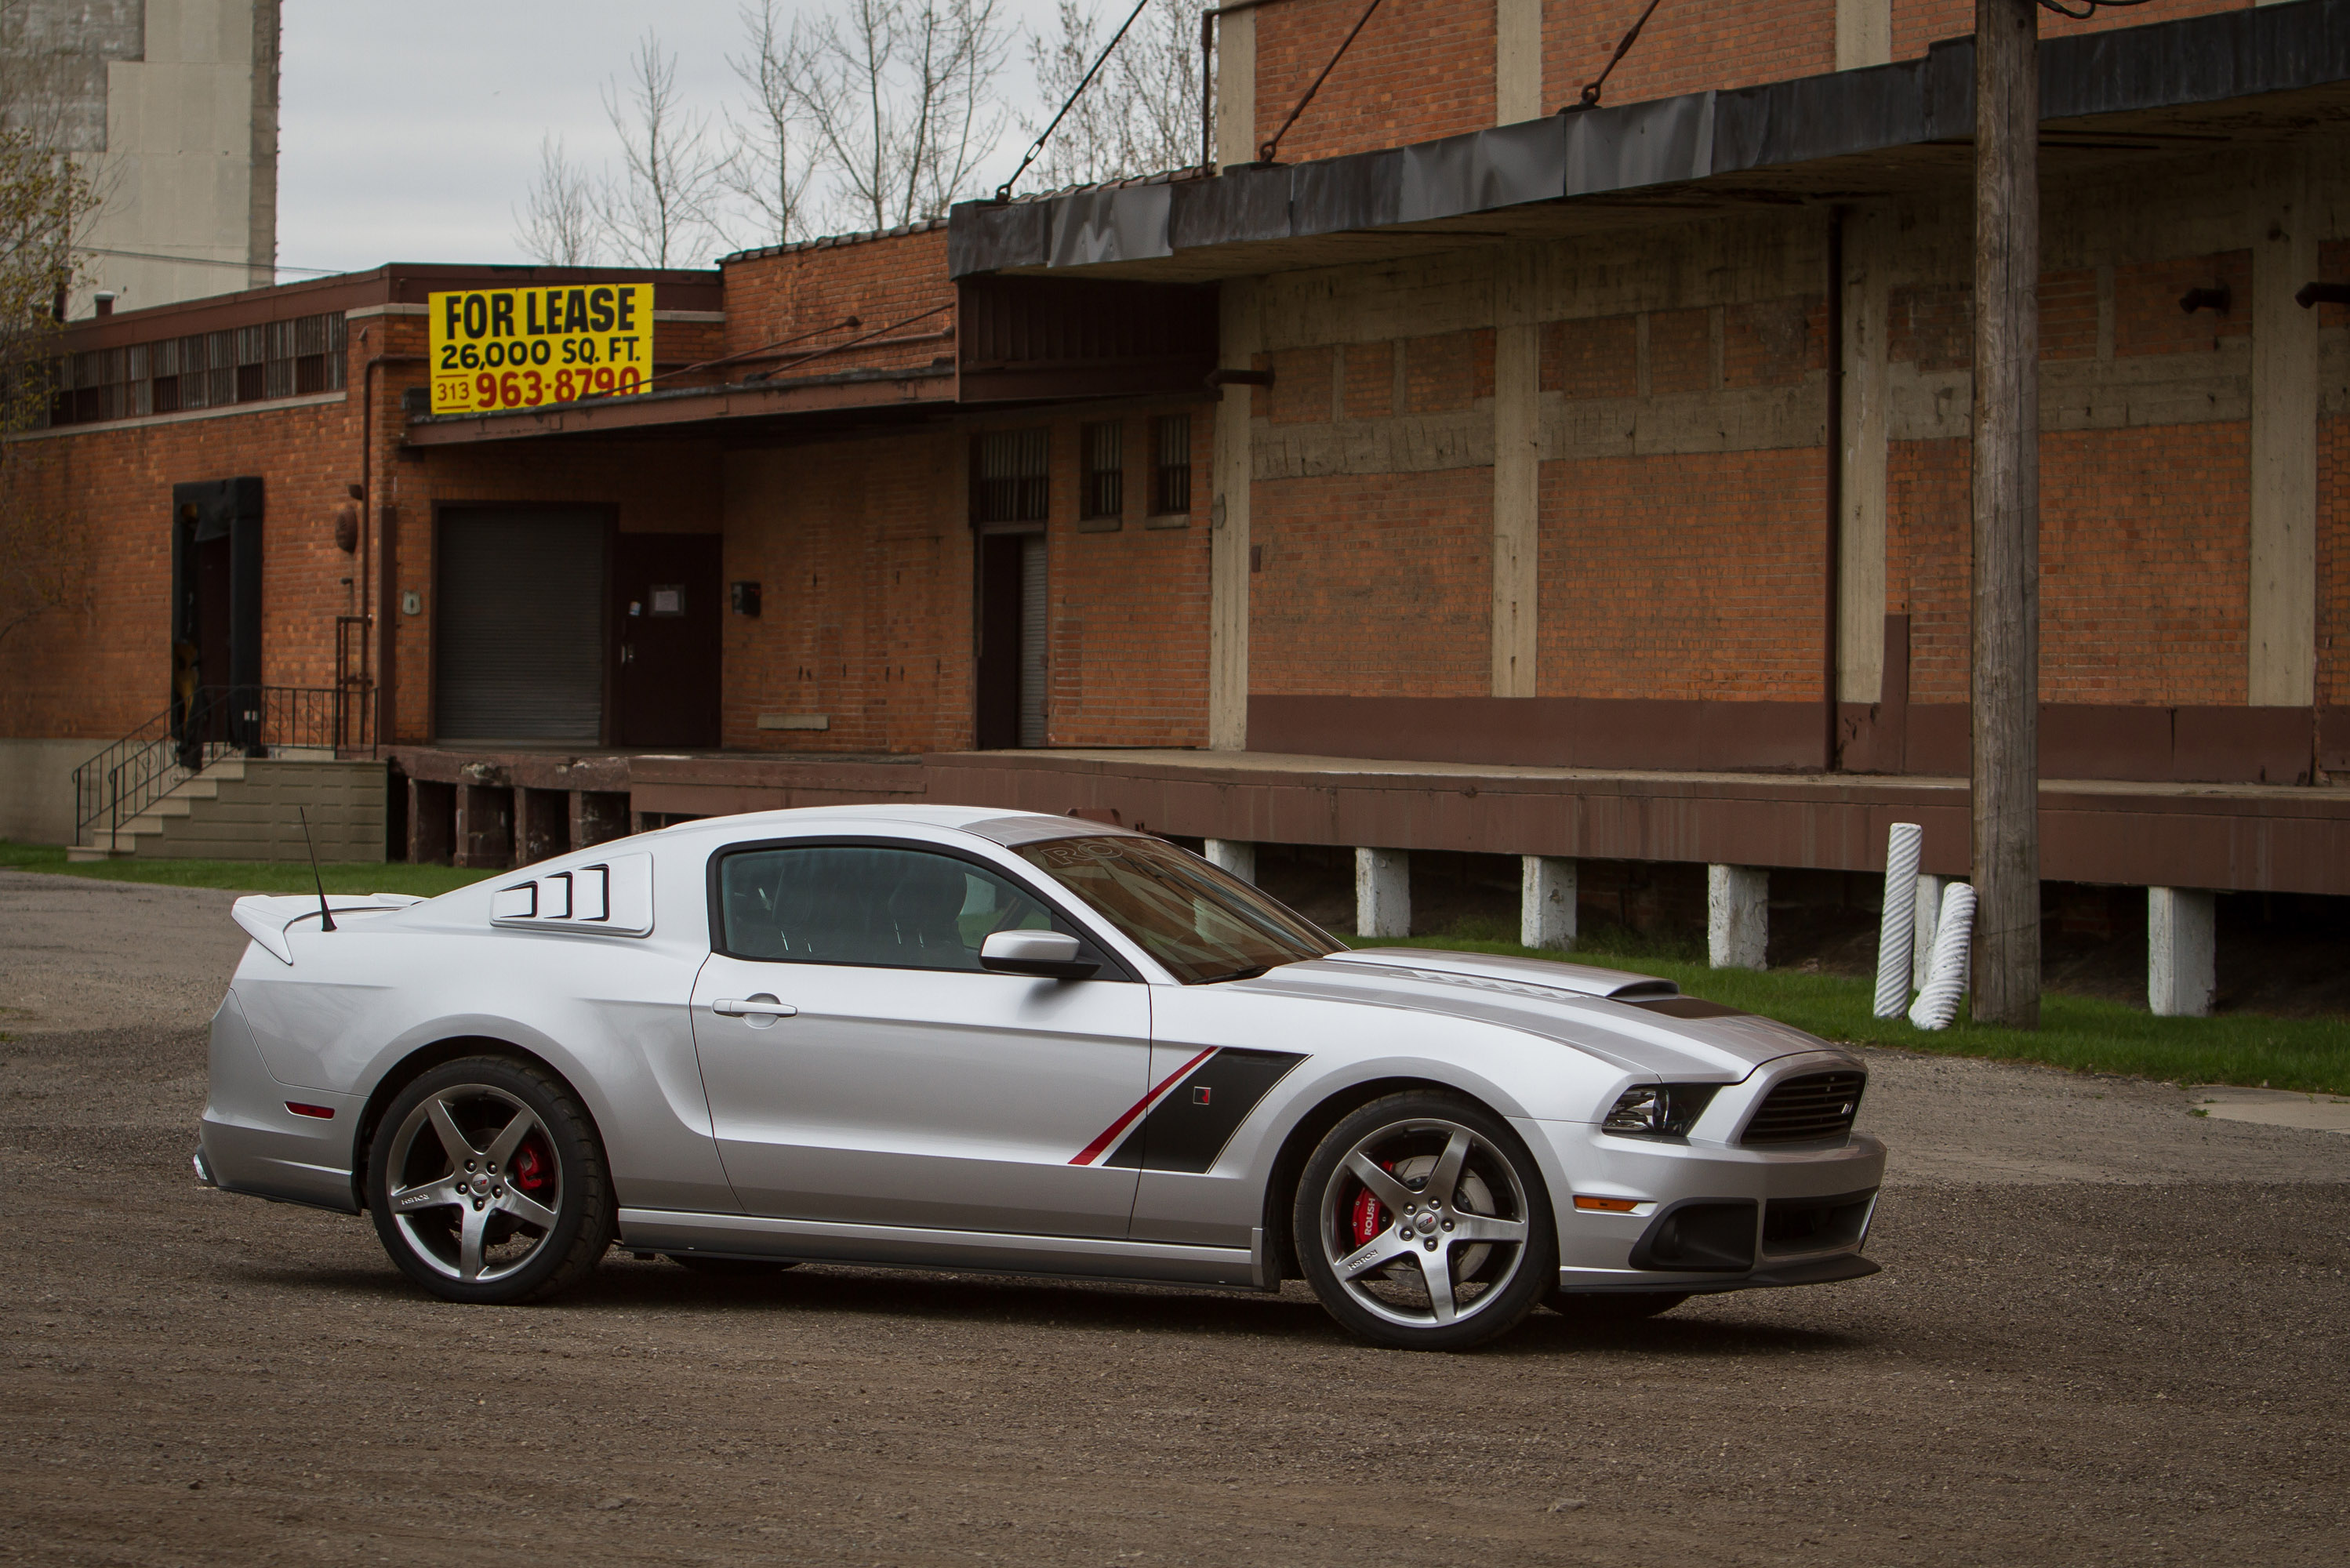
[365,1054,614,1305]
[1292,1091,1558,1351]
[1549,1290,1690,1325]
[669,1255,799,1277]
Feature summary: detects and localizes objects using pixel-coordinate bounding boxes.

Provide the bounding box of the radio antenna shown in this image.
[300,807,336,932]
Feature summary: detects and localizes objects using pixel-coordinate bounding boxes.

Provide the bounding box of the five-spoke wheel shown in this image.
[366,1056,612,1305]
[1295,1091,1557,1350]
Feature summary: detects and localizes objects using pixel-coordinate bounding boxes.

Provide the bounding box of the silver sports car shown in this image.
[197,806,1883,1350]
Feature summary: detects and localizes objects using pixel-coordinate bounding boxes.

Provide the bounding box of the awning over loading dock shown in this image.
[946,0,2350,283]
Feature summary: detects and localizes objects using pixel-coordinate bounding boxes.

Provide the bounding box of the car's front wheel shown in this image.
[1294,1091,1558,1351]
[365,1055,613,1305]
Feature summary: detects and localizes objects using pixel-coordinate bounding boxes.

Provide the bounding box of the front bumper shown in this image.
[1527,1112,1887,1295]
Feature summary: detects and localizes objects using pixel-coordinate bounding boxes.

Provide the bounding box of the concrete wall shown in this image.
[0,737,95,844]
[7,0,281,313]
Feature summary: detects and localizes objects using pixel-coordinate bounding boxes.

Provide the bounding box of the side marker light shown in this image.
[286,1102,335,1120]
[1574,1196,1640,1213]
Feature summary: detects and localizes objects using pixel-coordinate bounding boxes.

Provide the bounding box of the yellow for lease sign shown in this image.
[426,282,656,415]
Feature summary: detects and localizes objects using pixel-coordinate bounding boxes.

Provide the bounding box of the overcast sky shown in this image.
[278,0,1066,276]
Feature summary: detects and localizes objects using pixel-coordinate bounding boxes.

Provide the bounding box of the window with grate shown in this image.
[1080,421,1122,521]
[1150,413,1191,517]
[45,310,349,424]
[972,429,1049,525]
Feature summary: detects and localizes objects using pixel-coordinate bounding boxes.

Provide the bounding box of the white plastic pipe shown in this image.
[1907,880,1977,1030]
[1872,822,1923,1018]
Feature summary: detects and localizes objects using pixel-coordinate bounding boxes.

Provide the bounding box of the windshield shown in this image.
[1014,835,1340,985]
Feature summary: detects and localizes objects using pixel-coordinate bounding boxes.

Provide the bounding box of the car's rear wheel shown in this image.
[365,1055,612,1305]
[1294,1091,1557,1351]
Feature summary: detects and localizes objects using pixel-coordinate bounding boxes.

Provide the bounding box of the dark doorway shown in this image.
[612,533,722,748]
[975,531,1046,749]
[435,508,608,742]
[170,477,263,761]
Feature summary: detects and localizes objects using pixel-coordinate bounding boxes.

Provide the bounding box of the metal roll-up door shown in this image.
[435,510,605,742]
[1018,535,1048,747]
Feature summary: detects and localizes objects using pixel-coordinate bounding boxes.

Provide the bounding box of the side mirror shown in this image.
[979,929,1098,980]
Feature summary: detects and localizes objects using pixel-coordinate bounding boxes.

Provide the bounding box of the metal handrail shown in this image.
[71,684,374,847]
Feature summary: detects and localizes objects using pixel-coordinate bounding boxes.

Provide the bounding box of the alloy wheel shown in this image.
[384,1085,565,1284]
[1315,1116,1531,1330]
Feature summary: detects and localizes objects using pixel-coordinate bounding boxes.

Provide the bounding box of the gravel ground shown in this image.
[3,869,2346,1566]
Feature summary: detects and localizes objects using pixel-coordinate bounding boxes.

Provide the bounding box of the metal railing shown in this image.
[73,684,373,848]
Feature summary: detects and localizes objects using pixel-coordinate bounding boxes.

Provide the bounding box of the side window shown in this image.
[717,844,1063,971]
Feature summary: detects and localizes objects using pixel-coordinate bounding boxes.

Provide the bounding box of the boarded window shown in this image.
[972,429,1049,524]
[41,311,346,426]
[1080,421,1122,520]
[1151,413,1191,517]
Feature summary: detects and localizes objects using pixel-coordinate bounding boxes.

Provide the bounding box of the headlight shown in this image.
[1602,1083,1720,1138]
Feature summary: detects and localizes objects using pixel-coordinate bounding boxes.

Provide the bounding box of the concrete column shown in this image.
[1839,209,1891,706]
[1707,865,1768,971]
[1210,278,1259,750]
[1520,855,1576,949]
[2250,151,2319,706]
[1836,0,1891,70]
[455,785,514,869]
[1204,838,1257,884]
[1356,848,1411,939]
[1912,873,1952,993]
[1495,0,1543,122]
[2148,887,2217,1018]
[1214,5,1256,169]
[570,789,631,848]
[1492,247,1541,696]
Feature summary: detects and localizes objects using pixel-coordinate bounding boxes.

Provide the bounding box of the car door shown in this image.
[689,837,1152,1239]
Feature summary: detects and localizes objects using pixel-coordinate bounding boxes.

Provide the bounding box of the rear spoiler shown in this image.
[231,892,426,965]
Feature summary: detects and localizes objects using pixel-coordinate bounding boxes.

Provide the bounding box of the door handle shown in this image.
[712,998,797,1018]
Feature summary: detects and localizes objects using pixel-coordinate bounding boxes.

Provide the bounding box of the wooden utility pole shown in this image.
[1971,0,2041,1027]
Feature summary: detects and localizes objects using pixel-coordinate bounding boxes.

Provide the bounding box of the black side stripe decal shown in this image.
[1102,1048,1307,1174]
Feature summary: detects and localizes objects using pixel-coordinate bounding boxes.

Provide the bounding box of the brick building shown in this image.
[6,0,2350,1012]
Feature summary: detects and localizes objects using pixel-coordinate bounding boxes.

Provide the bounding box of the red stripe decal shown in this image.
[1070,1047,1218,1166]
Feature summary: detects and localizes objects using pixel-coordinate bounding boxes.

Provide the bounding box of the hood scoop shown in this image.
[1324,947,1680,1001]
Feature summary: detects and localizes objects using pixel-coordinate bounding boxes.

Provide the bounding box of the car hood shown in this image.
[1244,948,1833,1080]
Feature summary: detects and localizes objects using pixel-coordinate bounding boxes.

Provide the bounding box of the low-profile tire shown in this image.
[365,1054,614,1305]
[1293,1091,1559,1352]
[1549,1290,1690,1325]
[668,1255,799,1277]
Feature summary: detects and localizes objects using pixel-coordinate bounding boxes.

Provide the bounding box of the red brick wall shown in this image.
[1544,0,1832,114]
[1251,468,1493,697]
[2319,416,2348,711]
[718,227,955,380]
[1885,437,1970,703]
[2040,424,2248,704]
[1256,0,1495,164]
[1538,448,1827,700]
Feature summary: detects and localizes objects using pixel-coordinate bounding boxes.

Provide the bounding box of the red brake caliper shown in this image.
[510,1137,552,1195]
[1350,1163,1395,1245]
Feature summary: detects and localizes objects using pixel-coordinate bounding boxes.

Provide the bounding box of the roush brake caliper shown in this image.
[1350,1163,1395,1245]
[510,1138,552,1195]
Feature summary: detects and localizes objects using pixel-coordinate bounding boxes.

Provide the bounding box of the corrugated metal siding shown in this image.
[435,511,605,742]
[1019,535,1048,747]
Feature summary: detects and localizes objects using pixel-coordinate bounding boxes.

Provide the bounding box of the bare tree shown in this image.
[1022,0,1205,191]
[721,0,823,248]
[750,0,1010,234]
[513,136,599,265]
[594,32,731,267]
[0,122,93,651]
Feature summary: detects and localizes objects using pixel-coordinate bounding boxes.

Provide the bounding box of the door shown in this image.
[974,531,1045,749]
[434,508,606,742]
[613,533,722,747]
[690,838,1150,1238]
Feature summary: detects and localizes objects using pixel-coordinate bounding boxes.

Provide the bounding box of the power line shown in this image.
[74,245,343,278]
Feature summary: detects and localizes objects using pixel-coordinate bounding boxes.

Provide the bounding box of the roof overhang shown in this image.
[401,365,957,447]
[948,0,2350,281]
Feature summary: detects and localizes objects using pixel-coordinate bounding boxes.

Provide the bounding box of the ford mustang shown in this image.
[195,806,1883,1350]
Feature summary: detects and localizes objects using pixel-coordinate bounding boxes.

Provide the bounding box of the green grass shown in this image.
[1376,920,2350,1097]
[0,840,494,898]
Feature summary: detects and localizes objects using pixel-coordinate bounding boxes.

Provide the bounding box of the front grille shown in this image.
[1741,1070,1865,1145]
